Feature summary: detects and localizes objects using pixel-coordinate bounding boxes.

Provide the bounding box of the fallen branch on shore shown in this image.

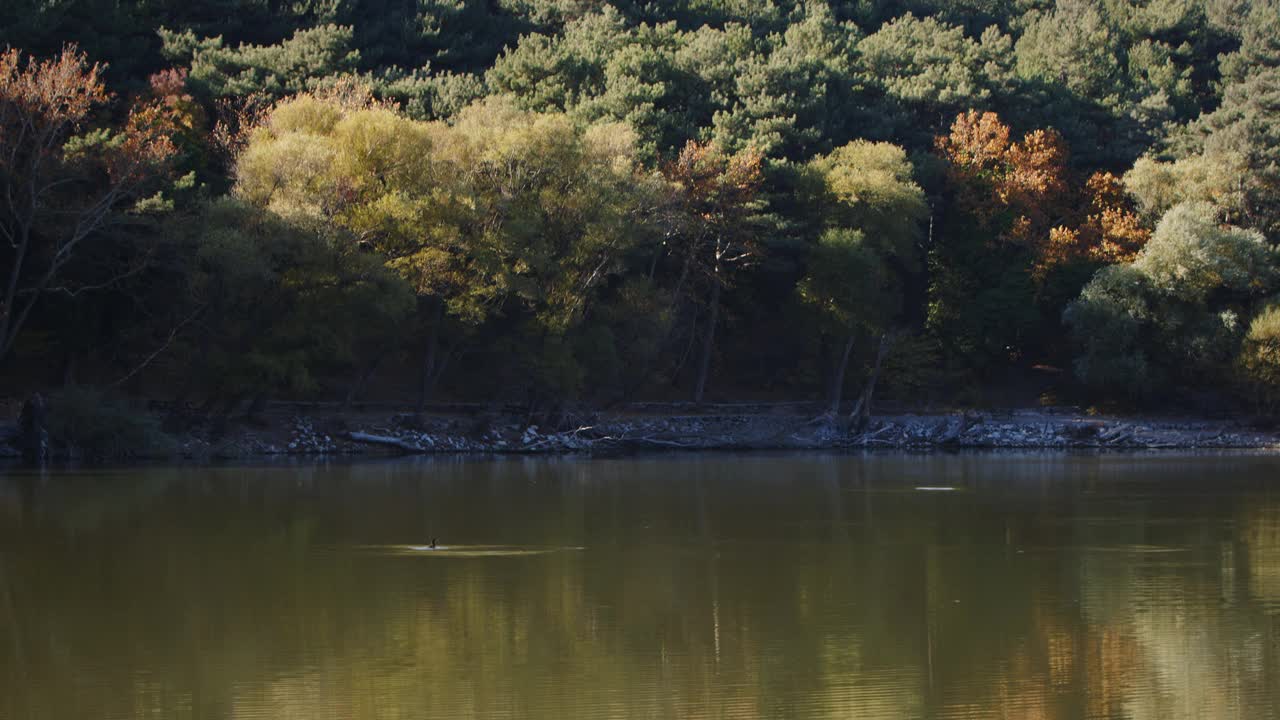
[348,432,423,453]
[629,436,712,448]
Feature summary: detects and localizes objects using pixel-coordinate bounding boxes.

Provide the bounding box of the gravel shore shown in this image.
[172,409,1280,459]
[4,407,1277,462]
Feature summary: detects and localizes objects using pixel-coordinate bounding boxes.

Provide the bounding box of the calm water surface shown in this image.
[1,452,1279,719]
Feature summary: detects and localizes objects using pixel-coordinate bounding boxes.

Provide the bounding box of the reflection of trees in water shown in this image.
[0,456,1278,719]
[1242,505,1280,610]
[1066,499,1280,720]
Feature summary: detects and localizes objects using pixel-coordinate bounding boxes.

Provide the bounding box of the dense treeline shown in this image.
[3,0,1279,416]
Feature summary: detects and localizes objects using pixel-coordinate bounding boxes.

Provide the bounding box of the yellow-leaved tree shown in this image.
[235,90,667,406]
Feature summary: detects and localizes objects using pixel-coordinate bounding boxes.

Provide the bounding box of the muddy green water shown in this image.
[1,453,1279,719]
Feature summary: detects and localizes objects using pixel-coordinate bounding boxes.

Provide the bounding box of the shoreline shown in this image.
[7,407,1275,462]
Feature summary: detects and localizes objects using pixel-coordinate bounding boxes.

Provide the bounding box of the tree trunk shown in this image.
[670,243,695,311]
[344,351,386,411]
[829,334,857,416]
[693,277,721,404]
[417,338,437,412]
[0,227,31,360]
[648,243,665,282]
[17,393,48,465]
[417,301,445,412]
[62,350,79,388]
[850,331,896,428]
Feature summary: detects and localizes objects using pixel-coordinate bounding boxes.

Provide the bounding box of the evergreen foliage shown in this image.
[3,0,1278,412]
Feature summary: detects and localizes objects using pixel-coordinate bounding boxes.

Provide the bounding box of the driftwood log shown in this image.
[348,432,423,453]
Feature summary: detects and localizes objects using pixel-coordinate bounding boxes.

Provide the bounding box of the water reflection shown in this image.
[0,453,1278,719]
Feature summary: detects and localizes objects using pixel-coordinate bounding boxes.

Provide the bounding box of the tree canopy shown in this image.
[4,0,1279,413]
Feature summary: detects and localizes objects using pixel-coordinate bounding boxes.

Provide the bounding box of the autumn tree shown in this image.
[935,110,1072,253]
[927,110,1065,372]
[662,140,764,403]
[1037,172,1151,278]
[1,46,177,361]
[930,110,1150,373]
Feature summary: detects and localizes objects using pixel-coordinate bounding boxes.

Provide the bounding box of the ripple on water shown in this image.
[351,544,587,557]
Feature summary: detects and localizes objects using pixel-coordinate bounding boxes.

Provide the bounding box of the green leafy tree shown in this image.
[1194,2,1280,236]
[583,22,706,159]
[800,140,927,416]
[235,91,664,405]
[344,0,523,71]
[485,8,628,113]
[160,24,361,99]
[856,13,1015,145]
[1124,152,1249,224]
[1010,0,1217,162]
[171,198,413,410]
[448,99,668,402]
[710,3,860,159]
[1119,2,1278,237]
[1016,1,1124,105]
[1063,263,1158,396]
[1130,202,1275,300]
[1066,202,1278,397]
[1237,303,1280,414]
[800,229,894,415]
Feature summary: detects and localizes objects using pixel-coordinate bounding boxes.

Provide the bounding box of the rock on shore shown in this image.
[164,409,1280,460]
[5,406,1275,463]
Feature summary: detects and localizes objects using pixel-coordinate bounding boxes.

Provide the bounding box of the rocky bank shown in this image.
[168,408,1280,459]
[3,406,1279,462]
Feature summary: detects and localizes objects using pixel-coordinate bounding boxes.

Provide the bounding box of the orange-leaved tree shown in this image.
[0,46,178,360]
[1038,172,1150,277]
[935,110,1070,250]
[936,110,1147,280]
[928,110,1151,369]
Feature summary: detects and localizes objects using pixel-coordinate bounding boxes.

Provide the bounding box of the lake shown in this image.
[1,452,1278,719]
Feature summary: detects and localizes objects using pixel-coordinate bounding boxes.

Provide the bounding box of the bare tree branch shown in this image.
[109,303,205,388]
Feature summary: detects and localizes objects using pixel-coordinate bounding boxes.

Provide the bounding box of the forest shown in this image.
[3,0,1279,419]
